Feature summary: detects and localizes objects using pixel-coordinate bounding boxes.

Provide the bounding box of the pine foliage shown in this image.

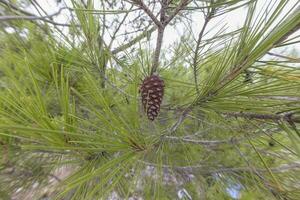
[0,0,300,199]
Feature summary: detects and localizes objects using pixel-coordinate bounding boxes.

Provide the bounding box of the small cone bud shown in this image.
[140,75,164,121]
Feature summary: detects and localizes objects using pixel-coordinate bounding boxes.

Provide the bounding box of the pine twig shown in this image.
[165,9,300,132]
[164,0,191,25]
[150,26,165,74]
[108,5,133,49]
[0,0,74,26]
[112,26,157,54]
[132,0,163,28]
[140,160,300,174]
[223,112,300,123]
[132,0,190,74]
[0,7,67,22]
[192,9,214,93]
[165,136,232,146]
[267,52,300,63]
[150,0,167,74]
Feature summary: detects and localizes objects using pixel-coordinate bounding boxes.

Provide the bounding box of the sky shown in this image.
[25,0,300,55]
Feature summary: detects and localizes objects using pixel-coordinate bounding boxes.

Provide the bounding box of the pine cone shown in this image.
[140,75,164,121]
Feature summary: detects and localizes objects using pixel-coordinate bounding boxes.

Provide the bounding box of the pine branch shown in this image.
[216,10,300,92]
[150,0,167,74]
[112,26,157,54]
[0,0,33,16]
[131,0,191,74]
[141,161,300,174]
[223,112,300,123]
[169,106,192,133]
[267,52,300,63]
[132,0,163,28]
[255,96,300,101]
[108,5,133,49]
[165,136,234,146]
[0,0,74,26]
[164,0,191,25]
[150,26,165,74]
[192,9,214,93]
[274,20,300,46]
[168,7,300,132]
[0,7,67,22]
[208,162,300,174]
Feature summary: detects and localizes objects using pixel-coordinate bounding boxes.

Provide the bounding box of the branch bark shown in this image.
[164,0,191,25]
[223,112,300,123]
[112,26,157,54]
[0,7,68,23]
[132,0,163,28]
[0,0,74,27]
[192,9,214,93]
[150,26,165,74]
[131,0,191,75]
[165,136,233,146]
[267,52,300,63]
[141,160,300,174]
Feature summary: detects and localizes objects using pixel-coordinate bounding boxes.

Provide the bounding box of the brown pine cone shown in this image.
[140,75,164,121]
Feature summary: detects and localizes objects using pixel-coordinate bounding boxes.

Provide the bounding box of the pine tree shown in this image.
[0,0,300,199]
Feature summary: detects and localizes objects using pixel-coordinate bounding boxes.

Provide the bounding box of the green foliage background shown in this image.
[0,0,300,199]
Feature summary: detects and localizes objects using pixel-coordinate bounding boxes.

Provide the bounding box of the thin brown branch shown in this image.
[164,0,191,25]
[164,8,300,133]
[169,106,192,133]
[0,7,67,21]
[112,26,157,54]
[223,112,300,123]
[255,96,300,101]
[165,136,232,146]
[0,1,74,27]
[150,0,167,74]
[207,162,300,174]
[48,173,62,182]
[217,22,300,92]
[0,0,33,16]
[150,26,165,74]
[140,160,300,174]
[267,52,300,63]
[165,127,281,147]
[108,5,134,49]
[192,9,214,93]
[274,19,300,46]
[132,0,163,28]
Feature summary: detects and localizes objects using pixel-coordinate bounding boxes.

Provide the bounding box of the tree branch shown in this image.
[255,96,300,101]
[112,26,157,54]
[149,0,168,74]
[108,5,134,49]
[192,9,214,93]
[0,0,74,27]
[150,26,165,74]
[223,111,300,123]
[0,0,33,16]
[132,0,163,28]
[164,0,190,25]
[0,7,67,21]
[267,52,300,63]
[140,161,300,174]
[168,106,192,133]
[165,136,233,146]
[168,7,300,132]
